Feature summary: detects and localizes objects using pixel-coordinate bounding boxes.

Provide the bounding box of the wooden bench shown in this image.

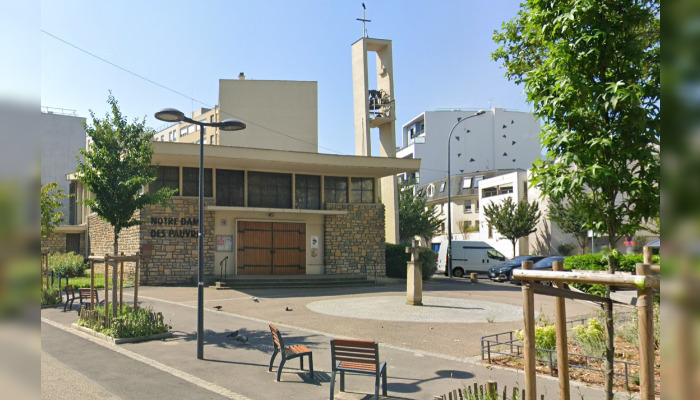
[78,288,100,314]
[268,324,314,381]
[330,339,387,400]
[63,285,78,312]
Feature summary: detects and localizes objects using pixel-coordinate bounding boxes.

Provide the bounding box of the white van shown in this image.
[436,240,508,277]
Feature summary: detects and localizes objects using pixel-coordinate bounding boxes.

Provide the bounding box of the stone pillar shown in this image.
[406,236,426,306]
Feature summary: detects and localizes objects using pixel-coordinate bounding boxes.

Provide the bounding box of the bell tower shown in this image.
[352,37,399,244]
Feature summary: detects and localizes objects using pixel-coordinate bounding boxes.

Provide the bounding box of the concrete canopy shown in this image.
[152,142,420,178]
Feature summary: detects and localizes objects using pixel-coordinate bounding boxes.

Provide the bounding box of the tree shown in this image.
[493,2,659,398]
[76,94,175,317]
[482,197,541,257]
[41,182,68,239]
[398,183,442,243]
[548,195,590,253]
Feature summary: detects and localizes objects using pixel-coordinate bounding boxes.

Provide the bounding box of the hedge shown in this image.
[563,252,661,296]
[385,244,437,280]
[49,252,87,278]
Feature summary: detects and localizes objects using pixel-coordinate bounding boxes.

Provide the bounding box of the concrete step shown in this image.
[212,275,377,290]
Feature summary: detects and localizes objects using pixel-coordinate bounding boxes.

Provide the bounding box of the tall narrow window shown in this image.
[463,200,472,213]
[295,175,321,209]
[351,177,374,203]
[182,167,213,197]
[151,166,179,194]
[324,176,348,203]
[216,169,244,206]
[248,172,292,208]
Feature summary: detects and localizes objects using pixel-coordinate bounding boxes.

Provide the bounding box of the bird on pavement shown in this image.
[226,330,239,338]
[234,335,248,343]
[285,307,293,312]
[213,305,222,311]
[252,297,259,303]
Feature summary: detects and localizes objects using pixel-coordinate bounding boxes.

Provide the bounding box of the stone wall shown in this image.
[324,203,386,277]
[87,214,140,278]
[41,231,85,256]
[139,198,215,285]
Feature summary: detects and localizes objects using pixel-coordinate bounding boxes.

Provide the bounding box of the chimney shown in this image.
[238,72,245,80]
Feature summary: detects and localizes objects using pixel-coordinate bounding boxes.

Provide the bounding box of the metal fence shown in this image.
[480,320,660,390]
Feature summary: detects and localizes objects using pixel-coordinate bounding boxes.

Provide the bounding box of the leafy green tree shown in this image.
[76,94,175,316]
[493,2,659,398]
[41,182,67,238]
[398,183,442,243]
[548,195,590,253]
[482,197,541,257]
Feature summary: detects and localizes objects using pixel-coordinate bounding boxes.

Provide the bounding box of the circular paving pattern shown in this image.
[306,295,524,323]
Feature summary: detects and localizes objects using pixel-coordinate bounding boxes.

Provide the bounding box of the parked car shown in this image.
[508,256,566,285]
[487,255,547,282]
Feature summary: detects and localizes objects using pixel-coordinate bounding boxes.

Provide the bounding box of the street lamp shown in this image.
[446,110,486,278]
[155,108,246,360]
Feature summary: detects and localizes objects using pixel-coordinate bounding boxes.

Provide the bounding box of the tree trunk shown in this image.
[512,240,517,258]
[603,242,618,400]
[112,230,119,318]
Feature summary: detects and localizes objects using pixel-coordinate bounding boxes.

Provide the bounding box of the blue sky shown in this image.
[38,0,530,156]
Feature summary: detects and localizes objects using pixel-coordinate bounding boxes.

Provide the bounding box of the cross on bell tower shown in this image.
[356,3,371,37]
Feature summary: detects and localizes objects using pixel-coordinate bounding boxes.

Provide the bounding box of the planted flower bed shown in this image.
[75,304,172,343]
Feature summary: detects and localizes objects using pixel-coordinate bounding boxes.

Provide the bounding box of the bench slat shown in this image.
[332,339,376,349]
[337,361,377,372]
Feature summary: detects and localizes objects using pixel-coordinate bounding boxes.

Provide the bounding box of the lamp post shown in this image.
[155,108,246,359]
[446,110,486,278]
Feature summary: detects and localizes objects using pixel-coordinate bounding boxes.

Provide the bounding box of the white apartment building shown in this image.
[397,108,542,185]
[419,169,584,258]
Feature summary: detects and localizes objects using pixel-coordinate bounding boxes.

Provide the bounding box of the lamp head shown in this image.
[475,110,486,116]
[154,108,185,122]
[218,118,247,131]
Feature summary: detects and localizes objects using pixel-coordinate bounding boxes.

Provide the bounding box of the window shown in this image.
[482,187,498,198]
[203,138,207,144]
[351,177,374,203]
[210,115,215,123]
[188,125,195,134]
[182,167,213,197]
[180,127,187,137]
[499,186,513,195]
[210,135,215,145]
[160,135,164,141]
[409,128,415,139]
[216,169,244,206]
[473,176,483,188]
[151,166,179,193]
[427,184,434,197]
[462,177,472,189]
[295,175,321,209]
[463,200,472,213]
[475,201,479,213]
[439,182,446,192]
[248,172,292,208]
[487,249,506,261]
[324,176,348,203]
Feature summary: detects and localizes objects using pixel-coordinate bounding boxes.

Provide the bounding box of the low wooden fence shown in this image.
[434,381,541,400]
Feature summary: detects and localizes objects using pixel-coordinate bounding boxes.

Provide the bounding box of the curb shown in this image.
[71,323,173,344]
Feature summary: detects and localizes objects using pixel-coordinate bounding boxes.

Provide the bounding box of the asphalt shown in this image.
[41,277,628,399]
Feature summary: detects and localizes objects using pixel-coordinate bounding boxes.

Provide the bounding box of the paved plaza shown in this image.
[41,277,623,399]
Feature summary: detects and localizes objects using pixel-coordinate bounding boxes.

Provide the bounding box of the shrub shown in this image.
[572,318,606,357]
[49,252,86,278]
[517,324,556,360]
[385,244,437,280]
[78,305,171,338]
[41,287,61,306]
[556,243,576,256]
[563,254,606,271]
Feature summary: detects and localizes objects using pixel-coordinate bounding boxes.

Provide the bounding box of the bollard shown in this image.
[470,273,478,283]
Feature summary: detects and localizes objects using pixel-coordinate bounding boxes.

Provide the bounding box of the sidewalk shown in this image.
[41,280,614,399]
